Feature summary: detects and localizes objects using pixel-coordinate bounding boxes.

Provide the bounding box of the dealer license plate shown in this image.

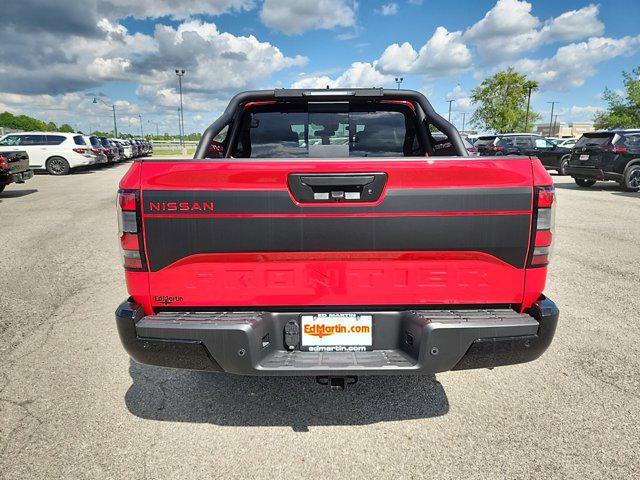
[579,154,589,160]
[300,313,372,352]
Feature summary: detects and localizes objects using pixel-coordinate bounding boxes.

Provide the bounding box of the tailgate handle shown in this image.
[300,175,375,187]
[288,173,387,203]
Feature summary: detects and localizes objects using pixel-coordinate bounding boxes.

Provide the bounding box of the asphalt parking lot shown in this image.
[1,163,638,479]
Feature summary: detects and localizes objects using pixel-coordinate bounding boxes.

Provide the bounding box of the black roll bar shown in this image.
[194,88,468,158]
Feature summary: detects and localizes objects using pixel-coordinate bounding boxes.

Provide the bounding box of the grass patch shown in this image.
[152,148,196,157]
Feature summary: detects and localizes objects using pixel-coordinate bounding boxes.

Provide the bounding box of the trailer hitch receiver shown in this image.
[316,376,358,390]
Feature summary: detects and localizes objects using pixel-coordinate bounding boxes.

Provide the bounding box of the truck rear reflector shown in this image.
[117,190,147,271]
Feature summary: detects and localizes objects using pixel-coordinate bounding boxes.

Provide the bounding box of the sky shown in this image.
[0,0,639,135]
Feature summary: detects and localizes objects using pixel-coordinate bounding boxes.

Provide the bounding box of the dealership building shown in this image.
[536,121,594,138]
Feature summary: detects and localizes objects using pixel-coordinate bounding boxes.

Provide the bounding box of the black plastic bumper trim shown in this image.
[566,166,623,182]
[115,299,559,375]
[452,296,559,370]
[115,299,223,371]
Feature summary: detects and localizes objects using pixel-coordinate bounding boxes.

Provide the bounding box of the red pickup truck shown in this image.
[116,88,558,387]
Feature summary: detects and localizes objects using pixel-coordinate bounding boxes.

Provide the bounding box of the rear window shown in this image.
[45,135,66,145]
[100,138,111,147]
[89,137,102,147]
[619,133,640,149]
[0,135,23,146]
[21,135,47,145]
[496,136,517,147]
[475,137,497,146]
[575,134,613,148]
[232,103,421,159]
[73,135,86,145]
[462,137,475,150]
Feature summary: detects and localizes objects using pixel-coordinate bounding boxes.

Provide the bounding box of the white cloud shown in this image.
[140,20,307,92]
[0,92,83,111]
[466,0,539,42]
[87,57,132,80]
[514,35,640,90]
[377,27,472,77]
[464,0,604,62]
[377,42,418,73]
[0,16,306,97]
[446,85,473,111]
[292,62,393,89]
[0,10,308,134]
[566,105,605,120]
[100,0,256,20]
[539,4,604,43]
[97,18,128,40]
[260,0,356,35]
[377,3,398,16]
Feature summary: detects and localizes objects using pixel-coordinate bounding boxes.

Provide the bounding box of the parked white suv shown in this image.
[556,138,578,148]
[84,136,108,165]
[0,132,97,175]
[112,138,133,159]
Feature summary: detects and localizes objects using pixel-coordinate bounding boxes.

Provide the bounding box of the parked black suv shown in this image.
[0,149,33,193]
[476,133,572,174]
[566,130,640,191]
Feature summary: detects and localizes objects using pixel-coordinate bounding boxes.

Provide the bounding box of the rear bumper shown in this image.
[1,169,33,185]
[69,155,96,167]
[566,166,622,182]
[116,298,559,376]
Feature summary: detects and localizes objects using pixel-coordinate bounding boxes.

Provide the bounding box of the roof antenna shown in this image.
[326,85,330,89]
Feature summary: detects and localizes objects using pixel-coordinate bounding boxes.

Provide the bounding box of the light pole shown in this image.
[93,97,118,137]
[547,101,559,136]
[524,85,534,132]
[395,77,403,90]
[175,69,185,147]
[446,99,455,122]
[148,120,159,136]
[138,114,143,138]
[552,114,559,137]
[461,112,467,134]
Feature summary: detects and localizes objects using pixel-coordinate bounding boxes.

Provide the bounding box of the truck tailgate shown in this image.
[138,157,533,309]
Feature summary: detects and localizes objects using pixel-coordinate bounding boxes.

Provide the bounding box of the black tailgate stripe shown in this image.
[144,215,531,271]
[143,187,531,215]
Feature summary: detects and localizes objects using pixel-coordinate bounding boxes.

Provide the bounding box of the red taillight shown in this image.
[467,147,477,152]
[604,144,625,152]
[73,148,87,154]
[117,190,146,271]
[243,100,278,109]
[92,148,101,154]
[485,145,504,152]
[118,191,137,211]
[529,186,555,267]
[538,188,555,207]
[534,229,553,247]
[120,232,139,250]
[0,156,7,169]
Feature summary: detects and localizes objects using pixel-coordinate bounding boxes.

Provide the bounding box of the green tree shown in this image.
[470,68,541,133]
[59,123,75,132]
[593,66,640,129]
[0,111,51,131]
[90,130,111,137]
